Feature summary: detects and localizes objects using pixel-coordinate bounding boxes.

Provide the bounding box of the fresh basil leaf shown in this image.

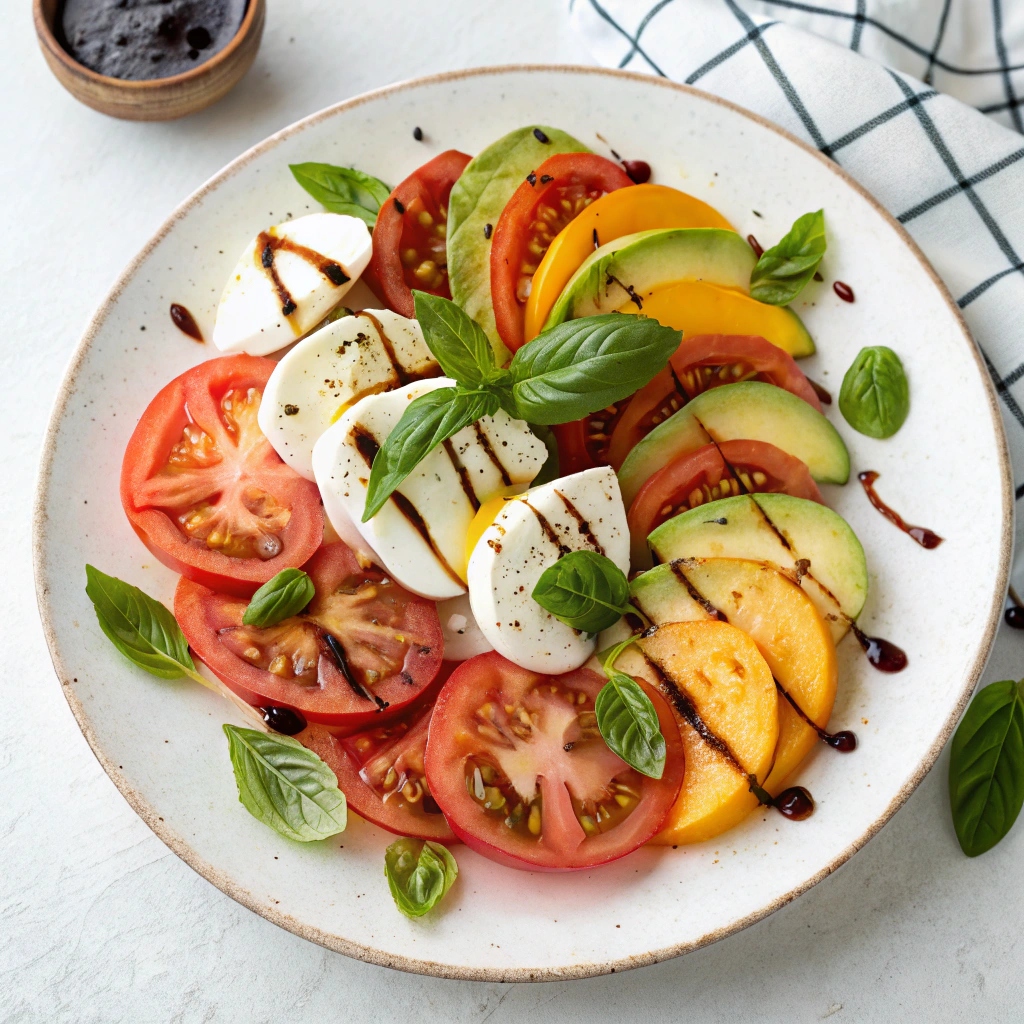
[243,569,315,628]
[838,345,910,439]
[595,672,666,779]
[223,725,347,842]
[508,313,681,425]
[85,565,214,689]
[532,550,632,633]
[412,291,497,386]
[289,162,391,227]
[948,678,1024,857]
[597,634,640,675]
[384,838,458,918]
[749,210,826,305]
[527,422,560,487]
[362,386,500,521]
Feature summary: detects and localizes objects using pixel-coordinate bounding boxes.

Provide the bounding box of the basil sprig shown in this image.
[243,568,315,628]
[362,292,680,520]
[949,679,1024,857]
[750,210,826,305]
[289,162,392,227]
[593,633,666,779]
[85,565,216,692]
[223,725,348,842]
[838,346,910,439]
[384,838,459,918]
[531,550,633,634]
[506,315,683,424]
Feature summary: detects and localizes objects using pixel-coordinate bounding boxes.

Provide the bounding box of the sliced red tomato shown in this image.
[365,150,472,317]
[627,439,824,550]
[175,541,444,727]
[121,356,323,597]
[491,153,633,354]
[424,653,684,871]
[298,689,456,842]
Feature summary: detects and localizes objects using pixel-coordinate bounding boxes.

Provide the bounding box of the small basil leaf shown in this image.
[531,550,632,633]
[289,162,392,226]
[749,210,826,305]
[384,838,459,918]
[594,672,666,779]
[242,569,315,628]
[223,725,347,842]
[838,346,910,439]
[362,386,500,521]
[412,292,496,387]
[509,313,681,425]
[85,564,212,688]
[948,678,1024,857]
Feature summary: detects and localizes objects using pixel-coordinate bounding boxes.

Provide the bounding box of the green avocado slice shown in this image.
[646,493,867,641]
[618,380,851,508]
[543,227,757,328]
[446,125,590,364]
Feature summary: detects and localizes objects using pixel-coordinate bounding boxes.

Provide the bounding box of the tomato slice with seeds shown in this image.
[491,153,634,354]
[365,150,472,317]
[298,690,456,842]
[121,355,323,596]
[626,439,823,565]
[424,653,684,871]
[555,334,822,475]
[175,542,444,727]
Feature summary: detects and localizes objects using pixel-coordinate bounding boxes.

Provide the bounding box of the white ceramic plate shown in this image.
[34,66,1011,981]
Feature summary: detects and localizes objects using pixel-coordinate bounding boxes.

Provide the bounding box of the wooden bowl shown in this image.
[33,0,265,121]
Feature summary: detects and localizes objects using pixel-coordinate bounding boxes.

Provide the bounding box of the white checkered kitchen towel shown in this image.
[573,0,1024,599]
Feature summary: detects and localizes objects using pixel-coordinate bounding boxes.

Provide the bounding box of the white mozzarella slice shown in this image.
[213,213,372,356]
[312,378,547,601]
[467,467,630,674]
[437,593,494,661]
[257,310,438,479]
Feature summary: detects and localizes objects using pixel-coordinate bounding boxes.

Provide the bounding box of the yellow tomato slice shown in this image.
[620,280,816,358]
[459,493,520,581]
[523,184,734,342]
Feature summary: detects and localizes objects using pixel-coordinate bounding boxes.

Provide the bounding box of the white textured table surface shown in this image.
[4,2,1024,1020]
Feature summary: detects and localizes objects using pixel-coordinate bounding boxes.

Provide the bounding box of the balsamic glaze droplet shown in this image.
[825,730,857,752]
[775,786,814,820]
[747,234,764,258]
[851,623,908,673]
[858,471,943,550]
[833,280,855,302]
[170,303,203,342]
[622,160,651,184]
[1005,605,1024,630]
[261,706,306,735]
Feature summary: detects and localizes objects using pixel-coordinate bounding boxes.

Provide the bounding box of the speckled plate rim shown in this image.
[33,64,1013,983]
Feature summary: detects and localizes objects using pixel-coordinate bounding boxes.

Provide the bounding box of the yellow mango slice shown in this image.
[621,280,816,357]
[524,184,733,341]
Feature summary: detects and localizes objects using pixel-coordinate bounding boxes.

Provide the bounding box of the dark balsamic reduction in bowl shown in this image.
[59,0,248,81]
